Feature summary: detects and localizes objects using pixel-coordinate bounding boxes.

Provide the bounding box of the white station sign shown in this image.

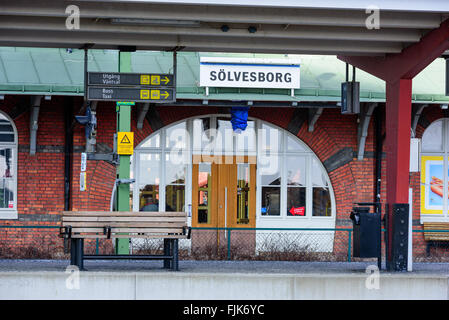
[200,57,300,89]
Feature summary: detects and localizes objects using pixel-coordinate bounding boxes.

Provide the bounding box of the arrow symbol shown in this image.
[161,91,170,99]
[161,76,170,84]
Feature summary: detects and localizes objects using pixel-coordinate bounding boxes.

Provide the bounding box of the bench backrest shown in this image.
[62,211,189,239]
[423,222,449,241]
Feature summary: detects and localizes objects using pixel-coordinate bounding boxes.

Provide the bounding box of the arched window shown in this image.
[133,115,335,229]
[0,112,17,219]
[420,119,449,221]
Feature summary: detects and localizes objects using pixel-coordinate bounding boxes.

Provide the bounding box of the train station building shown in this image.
[0,47,448,260]
[0,1,449,272]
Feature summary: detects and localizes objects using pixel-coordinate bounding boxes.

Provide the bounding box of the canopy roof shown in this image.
[1,1,449,56]
[0,47,447,104]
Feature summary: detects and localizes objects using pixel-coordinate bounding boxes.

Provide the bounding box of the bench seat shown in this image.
[60,211,191,271]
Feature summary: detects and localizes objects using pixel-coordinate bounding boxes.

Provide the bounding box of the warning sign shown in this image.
[117,132,134,155]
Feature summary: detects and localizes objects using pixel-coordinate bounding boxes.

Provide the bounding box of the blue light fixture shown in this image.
[230,106,249,134]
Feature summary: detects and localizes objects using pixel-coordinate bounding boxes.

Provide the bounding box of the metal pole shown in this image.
[115,51,133,255]
[347,230,352,262]
[227,229,231,260]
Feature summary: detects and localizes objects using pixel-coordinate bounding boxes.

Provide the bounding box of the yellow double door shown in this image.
[192,156,256,229]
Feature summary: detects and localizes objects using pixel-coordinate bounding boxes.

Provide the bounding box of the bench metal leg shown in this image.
[163,239,171,269]
[75,239,85,271]
[172,239,179,271]
[70,238,77,266]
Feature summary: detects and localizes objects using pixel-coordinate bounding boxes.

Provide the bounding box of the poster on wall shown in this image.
[421,155,445,215]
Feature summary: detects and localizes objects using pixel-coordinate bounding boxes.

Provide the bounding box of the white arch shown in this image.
[135,114,335,225]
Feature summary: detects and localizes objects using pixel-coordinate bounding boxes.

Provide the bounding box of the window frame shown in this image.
[0,111,18,219]
[133,115,335,223]
[420,118,449,222]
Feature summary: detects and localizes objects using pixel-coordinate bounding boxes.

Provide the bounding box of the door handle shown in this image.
[224,186,227,239]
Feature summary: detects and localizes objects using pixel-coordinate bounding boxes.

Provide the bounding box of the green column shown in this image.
[115,51,133,254]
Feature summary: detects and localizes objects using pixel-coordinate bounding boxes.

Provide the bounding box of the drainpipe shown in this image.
[64,97,73,211]
[29,95,42,155]
[374,106,383,207]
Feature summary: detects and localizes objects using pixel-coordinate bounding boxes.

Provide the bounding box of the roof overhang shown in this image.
[1,1,449,56]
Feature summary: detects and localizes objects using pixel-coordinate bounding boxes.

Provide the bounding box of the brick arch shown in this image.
[136,107,352,220]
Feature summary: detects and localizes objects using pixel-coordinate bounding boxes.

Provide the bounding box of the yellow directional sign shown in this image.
[117,132,134,155]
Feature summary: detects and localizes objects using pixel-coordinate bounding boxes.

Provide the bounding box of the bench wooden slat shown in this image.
[65,221,186,228]
[71,234,187,239]
[63,211,186,217]
[63,216,186,222]
[70,227,184,233]
[423,222,449,241]
[63,221,186,228]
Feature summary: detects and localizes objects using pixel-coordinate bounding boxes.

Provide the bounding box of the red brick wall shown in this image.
[0,96,445,258]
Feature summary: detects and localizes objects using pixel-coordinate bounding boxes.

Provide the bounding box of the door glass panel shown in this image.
[237,163,250,224]
[198,163,211,223]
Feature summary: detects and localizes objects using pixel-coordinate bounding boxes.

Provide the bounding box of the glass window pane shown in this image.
[422,120,443,152]
[0,148,13,177]
[166,122,187,150]
[312,187,332,216]
[287,135,307,152]
[193,118,211,153]
[139,185,159,211]
[259,123,281,154]
[237,164,250,224]
[140,133,160,148]
[261,186,280,216]
[139,153,160,185]
[216,118,234,152]
[235,121,256,154]
[287,187,306,216]
[261,169,281,186]
[0,178,14,209]
[165,154,186,184]
[311,158,328,187]
[166,185,185,211]
[286,156,306,186]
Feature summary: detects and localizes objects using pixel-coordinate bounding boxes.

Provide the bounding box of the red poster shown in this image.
[289,207,305,216]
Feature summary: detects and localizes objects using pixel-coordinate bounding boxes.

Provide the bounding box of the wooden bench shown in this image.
[59,211,191,271]
[423,222,449,256]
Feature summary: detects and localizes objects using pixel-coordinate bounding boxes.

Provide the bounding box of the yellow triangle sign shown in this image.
[120,134,131,144]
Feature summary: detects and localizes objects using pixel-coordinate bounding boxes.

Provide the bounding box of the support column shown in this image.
[115,51,132,255]
[385,79,412,270]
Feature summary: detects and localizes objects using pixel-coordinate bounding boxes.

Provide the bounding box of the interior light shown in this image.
[111,18,201,27]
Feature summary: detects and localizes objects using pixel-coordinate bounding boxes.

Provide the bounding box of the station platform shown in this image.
[0,260,447,300]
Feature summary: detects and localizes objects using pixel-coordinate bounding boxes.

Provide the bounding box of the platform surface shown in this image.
[0,260,447,300]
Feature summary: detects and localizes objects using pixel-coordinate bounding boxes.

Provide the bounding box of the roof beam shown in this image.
[0,29,404,54]
[0,1,443,29]
[338,18,449,82]
[0,16,425,43]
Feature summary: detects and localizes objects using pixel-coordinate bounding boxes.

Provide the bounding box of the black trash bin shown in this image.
[350,205,381,261]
